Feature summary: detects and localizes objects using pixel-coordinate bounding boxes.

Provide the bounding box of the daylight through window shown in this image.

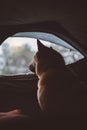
[0,33,84,75]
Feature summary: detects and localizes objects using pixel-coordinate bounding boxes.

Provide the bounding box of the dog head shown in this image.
[29,40,65,77]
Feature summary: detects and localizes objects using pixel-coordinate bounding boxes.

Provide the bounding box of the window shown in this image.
[0,32,84,75]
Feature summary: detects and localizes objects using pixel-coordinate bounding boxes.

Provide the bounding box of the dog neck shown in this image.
[37,64,66,80]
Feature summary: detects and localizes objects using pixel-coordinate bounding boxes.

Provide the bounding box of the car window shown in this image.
[0,33,84,75]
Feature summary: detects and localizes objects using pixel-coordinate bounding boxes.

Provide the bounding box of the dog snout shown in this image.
[29,60,35,72]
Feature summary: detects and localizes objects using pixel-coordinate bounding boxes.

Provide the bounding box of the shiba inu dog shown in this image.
[29,40,87,116]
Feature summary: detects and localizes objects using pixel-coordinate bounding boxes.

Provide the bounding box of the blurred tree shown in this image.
[0,42,35,74]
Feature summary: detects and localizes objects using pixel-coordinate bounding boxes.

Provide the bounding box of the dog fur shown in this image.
[29,40,87,116]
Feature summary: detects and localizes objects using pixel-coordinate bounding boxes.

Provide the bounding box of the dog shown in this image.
[29,40,87,116]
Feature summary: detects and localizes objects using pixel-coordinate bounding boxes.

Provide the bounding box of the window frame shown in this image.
[0,32,85,76]
[0,22,86,77]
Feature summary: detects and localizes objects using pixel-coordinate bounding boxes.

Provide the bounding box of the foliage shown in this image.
[0,42,35,74]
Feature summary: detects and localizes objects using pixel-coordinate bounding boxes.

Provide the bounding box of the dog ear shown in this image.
[37,39,46,52]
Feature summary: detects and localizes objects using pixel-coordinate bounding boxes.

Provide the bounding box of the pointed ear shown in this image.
[37,39,45,52]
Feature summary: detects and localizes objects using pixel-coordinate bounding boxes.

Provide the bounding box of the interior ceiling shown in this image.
[0,0,87,48]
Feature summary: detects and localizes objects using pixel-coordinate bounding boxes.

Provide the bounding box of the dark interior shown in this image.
[0,1,87,129]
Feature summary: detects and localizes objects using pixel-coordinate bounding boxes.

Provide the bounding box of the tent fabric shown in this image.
[0,1,87,48]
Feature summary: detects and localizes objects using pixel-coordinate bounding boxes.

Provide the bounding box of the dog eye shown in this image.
[34,53,39,61]
[36,52,40,59]
[34,55,36,61]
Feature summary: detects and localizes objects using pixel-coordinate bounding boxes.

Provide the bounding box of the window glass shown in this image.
[0,35,84,75]
[41,40,84,65]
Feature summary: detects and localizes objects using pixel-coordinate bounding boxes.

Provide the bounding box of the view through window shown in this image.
[0,36,84,75]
